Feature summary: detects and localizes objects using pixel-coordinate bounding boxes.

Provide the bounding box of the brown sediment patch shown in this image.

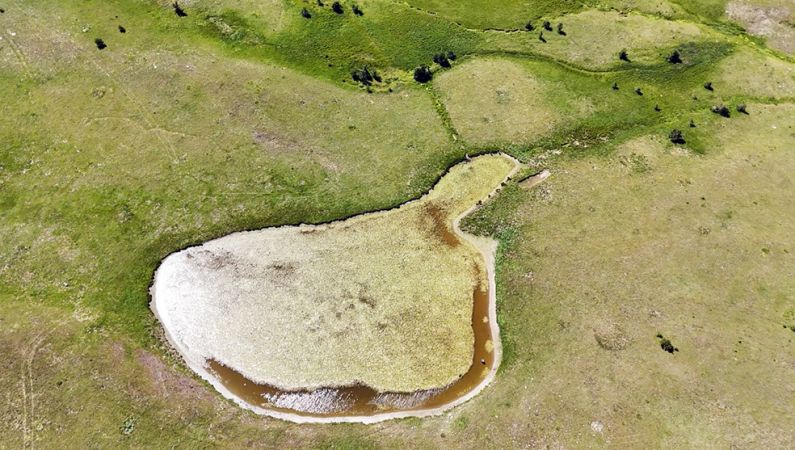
[424,202,461,247]
[206,280,493,417]
[136,349,214,402]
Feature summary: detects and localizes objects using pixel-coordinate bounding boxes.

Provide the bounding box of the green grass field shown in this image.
[1,0,793,447]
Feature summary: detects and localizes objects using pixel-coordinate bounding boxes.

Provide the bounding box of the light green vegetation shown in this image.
[1,0,794,446]
[481,10,713,70]
[154,155,514,392]
[715,46,795,98]
[404,0,685,29]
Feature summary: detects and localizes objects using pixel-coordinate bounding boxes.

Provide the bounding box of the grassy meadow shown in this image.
[1,0,793,448]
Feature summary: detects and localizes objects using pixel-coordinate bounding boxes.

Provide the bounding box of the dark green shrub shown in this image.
[667,50,682,64]
[669,129,685,144]
[413,65,432,83]
[711,104,730,117]
[173,1,187,17]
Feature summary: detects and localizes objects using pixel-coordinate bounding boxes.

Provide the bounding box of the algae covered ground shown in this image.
[1,0,794,448]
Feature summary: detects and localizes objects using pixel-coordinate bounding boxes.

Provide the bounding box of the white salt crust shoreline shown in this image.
[150,153,535,423]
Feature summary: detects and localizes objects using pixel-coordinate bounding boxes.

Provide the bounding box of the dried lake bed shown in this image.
[151,154,523,422]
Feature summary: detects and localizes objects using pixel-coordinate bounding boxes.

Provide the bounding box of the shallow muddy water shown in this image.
[207,279,494,417]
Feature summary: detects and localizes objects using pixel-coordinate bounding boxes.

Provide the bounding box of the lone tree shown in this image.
[413,65,433,83]
[94,38,107,50]
[524,21,535,31]
[118,25,126,33]
[635,87,643,96]
[542,20,552,31]
[703,81,713,91]
[619,49,630,62]
[557,23,566,35]
[711,104,731,118]
[539,32,546,43]
[669,129,685,145]
[432,53,451,68]
[301,8,311,18]
[667,50,682,64]
[173,1,187,17]
[331,1,344,14]
[352,4,364,15]
[737,104,748,114]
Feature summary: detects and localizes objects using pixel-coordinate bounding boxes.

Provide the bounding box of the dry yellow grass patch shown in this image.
[152,154,517,393]
[714,47,795,98]
[435,59,567,146]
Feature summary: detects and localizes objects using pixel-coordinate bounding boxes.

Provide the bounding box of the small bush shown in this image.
[634,87,643,96]
[94,38,107,50]
[432,53,451,68]
[654,104,661,112]
[173,1,187,17]
[524,21,535,31]
[667,50,682,64]
[737,104,748,114]
[557,23,566,35]
[447,51,457,61]
[331,1,344,14]
[118,25,126,33]
[612,82,619,90]
[711,104,730,118]
[703,81,713,91]
[413,65,432,83]
[542,20,552,31]
[351,66,378,86]
[301,8,311,18]
[669,129,685,145]
[619,49,630,62]
[656,334,679,353]
[352,4,363,16]
[689,119,696,128]
[538,32,546,43]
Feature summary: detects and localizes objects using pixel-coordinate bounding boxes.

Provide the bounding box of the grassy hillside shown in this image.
[1,0,793,447]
